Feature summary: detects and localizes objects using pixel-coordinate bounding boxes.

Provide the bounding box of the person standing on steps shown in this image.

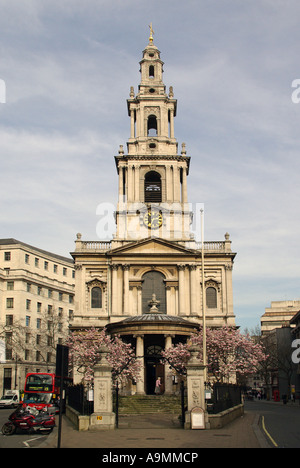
[155,377,161,395]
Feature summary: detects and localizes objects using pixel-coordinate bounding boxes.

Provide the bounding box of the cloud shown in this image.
[1,1,300,331]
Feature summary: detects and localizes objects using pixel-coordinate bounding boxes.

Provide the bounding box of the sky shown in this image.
[0,0,300,332]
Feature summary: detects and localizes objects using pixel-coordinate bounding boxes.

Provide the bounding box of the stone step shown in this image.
[116,394,185,415]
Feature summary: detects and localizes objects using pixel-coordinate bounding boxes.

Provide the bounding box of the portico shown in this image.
[106,313,198,395]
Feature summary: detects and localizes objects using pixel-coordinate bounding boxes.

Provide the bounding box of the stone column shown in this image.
[118,166,123,202]
[135,335,145,395]
[90,345,116,430]
[174,166,181,202]
[123,264,130,315]
[134,165,139,202]
[164,335,174,394]
[111,265,118,316]
[189,264,197,316]
[182,167,188,204]
[185,344,209,430]
[170,108,174,138]
[128,166,133,202]
[130,109,135,138]
[178,264,186,316]
[137,285,142,315]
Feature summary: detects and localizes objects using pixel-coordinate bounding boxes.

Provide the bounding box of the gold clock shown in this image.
[143,210,163,229]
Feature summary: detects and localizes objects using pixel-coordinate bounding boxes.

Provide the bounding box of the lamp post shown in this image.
[200,208,207,382]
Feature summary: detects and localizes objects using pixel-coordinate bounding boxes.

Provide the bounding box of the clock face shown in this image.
[143,210,163,229]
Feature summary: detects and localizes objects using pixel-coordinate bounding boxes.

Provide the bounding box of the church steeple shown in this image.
[126,32,177,156]
[114,29,192,242]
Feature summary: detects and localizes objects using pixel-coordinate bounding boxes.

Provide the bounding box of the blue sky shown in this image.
[1,0,300,332]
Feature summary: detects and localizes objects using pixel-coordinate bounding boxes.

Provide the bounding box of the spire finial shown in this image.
[148,22,154,44]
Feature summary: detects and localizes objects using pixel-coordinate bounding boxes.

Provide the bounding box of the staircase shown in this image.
[117,394,184,415]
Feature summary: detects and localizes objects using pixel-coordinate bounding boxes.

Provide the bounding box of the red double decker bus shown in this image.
[22,373,61,413]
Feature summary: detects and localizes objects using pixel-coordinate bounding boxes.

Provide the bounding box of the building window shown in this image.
[206,287,217,309]
[37,318,41,329]
[53,264,58,273]
[4,252,11,261]
[37,302,42,313]
[44,261,48,270]
[149,65,155,78]
[6,298,14,309]
[144,171,162,202]
[147,114,158,136]
[142,270,166,314]
[35,258,39,267]
[91,287,102,308]
[25,316,30,327]
[25,254,30,264]
[26,299,31,310]
[5,332,12,345]
[63,267,67,276]
[7,281,14,291]
[6,315,13,326]
[3,368,12,389]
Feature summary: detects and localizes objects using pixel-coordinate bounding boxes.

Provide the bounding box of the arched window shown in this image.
[147,114,157,136]
[206,287,217,309]
[142,271,166,314]
[144,171,162,202]
[91,287,102,308]
[149,65,155,78]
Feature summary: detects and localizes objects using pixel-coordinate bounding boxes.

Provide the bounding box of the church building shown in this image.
[71,31,236,395]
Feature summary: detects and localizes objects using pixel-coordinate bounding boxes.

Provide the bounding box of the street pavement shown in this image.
[40,407,269,449]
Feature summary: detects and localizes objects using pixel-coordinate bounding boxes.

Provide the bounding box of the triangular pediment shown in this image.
[109,237,196,256]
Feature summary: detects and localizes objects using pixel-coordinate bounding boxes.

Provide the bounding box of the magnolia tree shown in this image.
[66,327,142,387]
[161,326,268,384]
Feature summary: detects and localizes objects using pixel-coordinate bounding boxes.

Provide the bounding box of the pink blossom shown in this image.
[66,327,142,387]
[161,326,268,384]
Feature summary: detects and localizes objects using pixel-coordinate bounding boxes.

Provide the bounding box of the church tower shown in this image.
[115,28,192,242]
[71,30,236,394]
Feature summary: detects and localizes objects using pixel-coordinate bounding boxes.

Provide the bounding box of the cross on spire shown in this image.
[149,23,154,43]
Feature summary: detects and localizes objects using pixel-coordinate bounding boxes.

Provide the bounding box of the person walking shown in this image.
[155,377,161,395]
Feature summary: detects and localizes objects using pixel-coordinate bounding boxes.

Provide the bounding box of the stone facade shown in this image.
[71,34,236,394]
[0,238,75,391]
[261,300,300,335]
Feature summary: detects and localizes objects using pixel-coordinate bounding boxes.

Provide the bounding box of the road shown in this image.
[244,399,300,448]
[0,408,55,448]
[1,401,299,449]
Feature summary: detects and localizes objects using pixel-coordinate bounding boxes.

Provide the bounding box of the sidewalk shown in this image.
[41,410,269,449]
